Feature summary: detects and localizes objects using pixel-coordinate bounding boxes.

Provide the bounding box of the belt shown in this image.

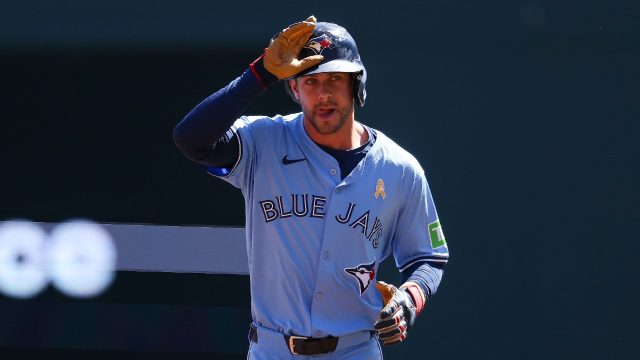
[249,324,373,356]
[285,334,339,355]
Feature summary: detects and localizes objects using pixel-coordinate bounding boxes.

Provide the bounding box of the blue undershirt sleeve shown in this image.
[173,57,278,167]
[401,261,444,301]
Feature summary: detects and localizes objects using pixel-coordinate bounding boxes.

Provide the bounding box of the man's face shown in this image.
[289,72,354,136]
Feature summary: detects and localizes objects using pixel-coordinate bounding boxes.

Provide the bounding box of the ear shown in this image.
[288,79,299,99]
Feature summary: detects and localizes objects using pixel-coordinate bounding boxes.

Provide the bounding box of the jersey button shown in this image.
[322,251,330,259]
[315,292,324,301]
[314,331,322,337]
[329,168,337,176]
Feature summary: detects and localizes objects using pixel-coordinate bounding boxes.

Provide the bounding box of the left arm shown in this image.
[375,166,449,345]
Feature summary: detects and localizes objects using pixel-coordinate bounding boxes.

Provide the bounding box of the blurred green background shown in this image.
[1,0,639,358]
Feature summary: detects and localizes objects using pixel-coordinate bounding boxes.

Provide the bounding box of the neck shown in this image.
[303,114,368,150]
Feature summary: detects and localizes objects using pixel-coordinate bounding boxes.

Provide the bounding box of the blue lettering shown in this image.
[335,202,356,224]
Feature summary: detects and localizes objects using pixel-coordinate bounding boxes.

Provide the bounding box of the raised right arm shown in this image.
[172,57,276,168]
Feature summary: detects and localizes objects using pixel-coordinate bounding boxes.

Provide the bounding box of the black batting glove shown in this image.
[374,281,418,346]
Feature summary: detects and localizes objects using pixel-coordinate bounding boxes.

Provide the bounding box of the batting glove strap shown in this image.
[374,281,418,346]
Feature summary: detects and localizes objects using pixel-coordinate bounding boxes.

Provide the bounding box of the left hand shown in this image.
[374,281,418,345]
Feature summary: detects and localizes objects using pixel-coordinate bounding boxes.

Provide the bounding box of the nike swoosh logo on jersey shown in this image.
[282,155,307,165]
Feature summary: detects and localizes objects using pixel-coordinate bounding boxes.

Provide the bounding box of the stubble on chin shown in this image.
[302,103,353,136]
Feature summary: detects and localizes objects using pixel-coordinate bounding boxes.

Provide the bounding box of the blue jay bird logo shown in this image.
[303,34,332,55]
[344,260,376,295]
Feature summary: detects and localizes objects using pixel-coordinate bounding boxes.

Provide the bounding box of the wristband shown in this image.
[401,282,426,315]
[249,53,268,89]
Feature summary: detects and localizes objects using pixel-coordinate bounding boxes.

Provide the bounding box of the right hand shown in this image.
[263,15,324,80]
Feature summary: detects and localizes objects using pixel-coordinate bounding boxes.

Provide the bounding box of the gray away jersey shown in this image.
[208,113,449,337]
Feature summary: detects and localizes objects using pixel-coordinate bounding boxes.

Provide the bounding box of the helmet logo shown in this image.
[303,34,332,55]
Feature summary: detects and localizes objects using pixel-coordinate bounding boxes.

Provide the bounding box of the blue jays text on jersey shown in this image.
[207,113,449,338]
[259,194,384,249]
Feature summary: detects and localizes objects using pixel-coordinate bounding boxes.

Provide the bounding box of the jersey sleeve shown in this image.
[393,168,449,272]
[206,115,282,192]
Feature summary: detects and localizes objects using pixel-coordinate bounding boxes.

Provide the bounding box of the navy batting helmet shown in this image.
[287,22,367,107]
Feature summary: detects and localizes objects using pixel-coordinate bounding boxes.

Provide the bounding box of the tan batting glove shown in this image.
[263,15,324,80]
[376,281,395,305]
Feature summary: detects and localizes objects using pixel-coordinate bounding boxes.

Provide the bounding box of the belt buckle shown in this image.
[288,335,307,355]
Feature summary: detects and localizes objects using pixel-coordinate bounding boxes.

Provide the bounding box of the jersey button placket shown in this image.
[309,186,338,330]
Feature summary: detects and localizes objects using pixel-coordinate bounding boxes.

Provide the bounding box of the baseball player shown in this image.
[174,16,449,359]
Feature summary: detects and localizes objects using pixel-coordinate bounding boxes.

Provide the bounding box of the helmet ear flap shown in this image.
[354,71,367,107]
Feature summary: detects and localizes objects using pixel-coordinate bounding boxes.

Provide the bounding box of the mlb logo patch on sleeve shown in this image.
[429,220,446,248]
